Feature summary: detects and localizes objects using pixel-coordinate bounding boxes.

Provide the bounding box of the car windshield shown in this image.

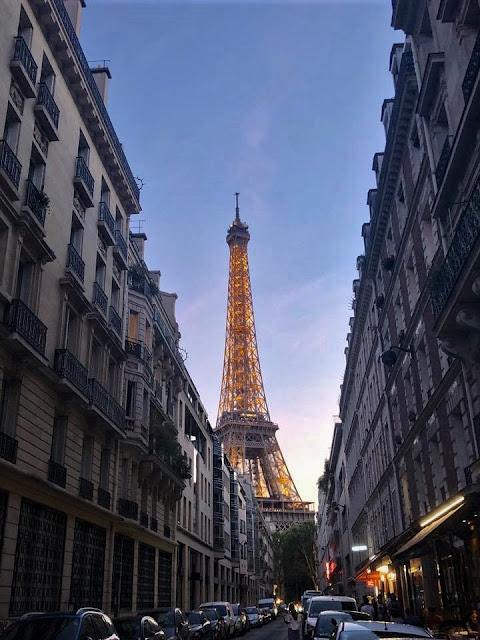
[203,611,217,622]
[340,633,429,640]
[114,619,140,640]
[213,606,227,617]
[315,614,352,635]
[0,618,80,640]
[245,608,257,615]
[188,614,202,625]
[310,602,357,616]
[158,612,175,627]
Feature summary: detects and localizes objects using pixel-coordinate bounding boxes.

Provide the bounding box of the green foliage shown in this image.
[276,521,317,602]
[317,459,330,491]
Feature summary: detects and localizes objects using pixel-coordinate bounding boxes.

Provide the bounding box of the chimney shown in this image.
[130,233,147,259]
[91,65,112,105]
[149,270,161,289]
[63,0,86,37]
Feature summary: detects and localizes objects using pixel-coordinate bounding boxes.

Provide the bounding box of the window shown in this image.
[50,414,67,464]
[95,254,106,289]
[40,54,55,94]
[108,359,117,397]
[115,207,123,234]
[126,380,136,417]
[89,338,103,380]
[99,447,110,489]
[70,214,83,254]
[4,104,21,154]
[63,306,80,354]
[143,390,149,426]
[17,7,33,47]
[100,177,110,207]
[15,252,35,304]
[27,145,45,189]
[0,378,21,437]
[77,131,90,164]
[145,321,152,349]
[128,311,139,340]
[111,279,120,311]
[121,458,129,498]
[81,436,94,481]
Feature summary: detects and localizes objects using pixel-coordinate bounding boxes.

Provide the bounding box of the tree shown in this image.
[277,521,317,602]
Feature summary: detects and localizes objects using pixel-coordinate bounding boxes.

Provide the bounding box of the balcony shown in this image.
[128,271,152,300]
[88,378,125,432]
[48,459,66,487]
[98,487,111,510]
[431,178,480,322]
[98,201,115,246]
[118,498,138,520]
[435,136,453,189]
[0,432,18,464]
[113,230,128,270]
[23,179,48,227]
[108,306,122,338]
[5,299,47,356]
[125,338,152,370]
[0,140,22,199]
[54,348,90,397]
[10,36,37,98]
[463,29,480,103]
[79,477,94,501]
[140,511,149,527]
[92,281,108,316]
[73,156,94,207]
[34,83,59,141]
[66,243,85,283]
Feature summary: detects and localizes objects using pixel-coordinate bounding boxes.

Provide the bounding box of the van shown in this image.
[199,602,235,639]
[258,598,277,620]
[304,596,358,638]
[301,591,323,614]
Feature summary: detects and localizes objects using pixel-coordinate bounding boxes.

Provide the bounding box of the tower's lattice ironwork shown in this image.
[216,195,313,530]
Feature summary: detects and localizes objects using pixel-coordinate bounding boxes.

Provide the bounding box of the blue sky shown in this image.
[82,1,399,505]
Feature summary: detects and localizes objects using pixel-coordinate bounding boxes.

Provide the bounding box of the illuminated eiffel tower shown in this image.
[215,194,313,531]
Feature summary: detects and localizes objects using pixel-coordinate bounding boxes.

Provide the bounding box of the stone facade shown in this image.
[318,0,480,619]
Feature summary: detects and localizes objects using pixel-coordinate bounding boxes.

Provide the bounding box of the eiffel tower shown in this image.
[215,194,314,531]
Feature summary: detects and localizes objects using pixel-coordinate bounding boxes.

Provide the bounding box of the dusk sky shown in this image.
[82,0,399,505]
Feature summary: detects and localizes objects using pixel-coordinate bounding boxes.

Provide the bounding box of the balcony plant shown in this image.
[38,190,50,212]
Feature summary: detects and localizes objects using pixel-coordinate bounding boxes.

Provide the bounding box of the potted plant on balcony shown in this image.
[37,190,50,214]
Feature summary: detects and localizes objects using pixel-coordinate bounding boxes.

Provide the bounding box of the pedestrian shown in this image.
[424,607,443,631]
[361,596,375,618]
[285,603,301,640]
[372,598,379,620]
[466,610,480,638]
[403,608,423,627]
[387,594,403,623]
[377,597,388,621]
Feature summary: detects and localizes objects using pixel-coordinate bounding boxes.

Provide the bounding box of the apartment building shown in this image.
[319,0,480,618]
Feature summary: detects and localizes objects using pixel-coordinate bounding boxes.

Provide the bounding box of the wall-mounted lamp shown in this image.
[380,344,414,366]
[331,502,346,515]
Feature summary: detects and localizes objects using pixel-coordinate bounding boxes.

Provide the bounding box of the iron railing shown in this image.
[79,477,94,500]
[115,229,128,259]
[140,511,149,527]
[98,487,111,509]
[48,459,67,487]
[54,348,89,396]
[93,281,108,315]
[108,306,122,337]
[89,378,125,430]
[0,140,22,188]
[431,177,480,319]
[118,498,138,520]
[0,432,18,464]
[51,0,140,201]
[463,29,480,102]
[5,299,47,355]
[99,201,115,236]
[24,179,48,225]
[67,243,85,282]
[37,82,60,128]
[12,36,37,85]
[128,272,152,299]
[75,156,94,195]
[435,136,452,187]
[125,338,142,358]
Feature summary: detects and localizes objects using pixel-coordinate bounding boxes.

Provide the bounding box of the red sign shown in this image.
[366,580,375,588]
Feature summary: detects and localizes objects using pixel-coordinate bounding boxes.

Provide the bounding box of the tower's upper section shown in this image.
[227,192,250,245]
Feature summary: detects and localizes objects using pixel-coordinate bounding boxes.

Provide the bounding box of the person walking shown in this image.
[388,594,403,623]
[466,610,480,638]
[361,596,375,618]
[285,603,301,640]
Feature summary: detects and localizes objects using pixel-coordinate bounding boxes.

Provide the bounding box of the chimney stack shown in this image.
[63,0,86,37]
[130,233,147,259]
[91,65,112,105]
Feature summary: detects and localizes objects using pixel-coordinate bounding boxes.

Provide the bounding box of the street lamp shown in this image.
[380,344,414,366]
[331,502,346,515]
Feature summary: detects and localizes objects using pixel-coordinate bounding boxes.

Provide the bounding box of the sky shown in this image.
[81,0,399,506]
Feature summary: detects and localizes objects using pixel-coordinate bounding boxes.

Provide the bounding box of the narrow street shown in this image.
[247,617,287,640]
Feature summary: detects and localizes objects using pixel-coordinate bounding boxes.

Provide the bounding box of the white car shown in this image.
[304,597,358,638]
[199,602,235,639]
[330,621,432,640]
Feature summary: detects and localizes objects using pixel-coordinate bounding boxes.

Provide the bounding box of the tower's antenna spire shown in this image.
[235,192,240,221]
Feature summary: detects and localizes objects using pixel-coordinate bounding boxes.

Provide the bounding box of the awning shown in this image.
[392,505,463,561]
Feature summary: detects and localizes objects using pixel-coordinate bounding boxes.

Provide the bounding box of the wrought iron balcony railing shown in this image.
[125,338,142,358]
[88,378,125,431]
[99,201,115,236]
[108,306,122,337]
[463,29,480,102]
[75,156,94,196]
[48,459,67,487]
[431,179,480,319]
[115,229,128,259]
[140,511,149,527]
[79,477,94,500]
[0,431,18,464]
[67,243,85,282]
[54,348,90,396]
[93,281,108,315]
[435,136,452,188]
[118,498,138,520]
[24,179,48,225]
[0,140,22,189]
[37,82,60,129]
[128,272,152,299]
[12,36,37,86]
[5,299,47,355]
[98,487,111,509]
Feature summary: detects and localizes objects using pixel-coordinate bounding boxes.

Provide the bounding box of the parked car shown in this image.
[261,609,271,624]
[330,621,432,640]
[199,602,235,639]
[258,598,277,620]
[231,605,248,635]
[114,615,165,640]
[304,597,358,639]
[0,608,119,640]
[201,608,226,640]
[244,607,262,629]
[143,608,191,640]
[313,612,358,639]
[187,611,213,640]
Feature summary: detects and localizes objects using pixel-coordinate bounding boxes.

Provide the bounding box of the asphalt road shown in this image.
[245,617,287,640]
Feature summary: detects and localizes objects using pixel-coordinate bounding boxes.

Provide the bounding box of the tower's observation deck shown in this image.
[216,195,313,530]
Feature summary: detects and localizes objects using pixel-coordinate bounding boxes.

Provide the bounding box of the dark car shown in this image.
[244,608,261,629]
[0,608,119,640]
[114,616,165,640]
[187,611,213,640]
[202,609,226,640]
[142,608,190,640]
[231,605,249,635]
